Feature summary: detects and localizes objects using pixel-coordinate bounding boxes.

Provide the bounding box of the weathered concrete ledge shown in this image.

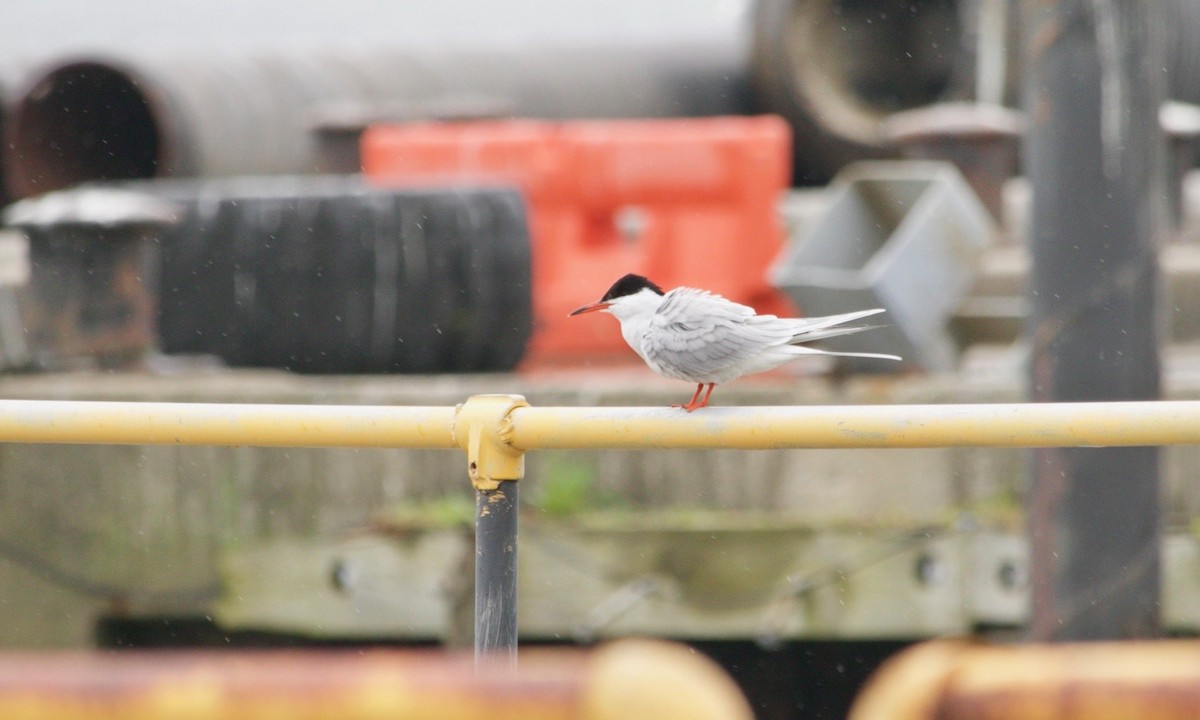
[216,523,1200,644]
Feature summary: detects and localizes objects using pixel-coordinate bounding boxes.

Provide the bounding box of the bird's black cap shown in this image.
[600,274,665,301]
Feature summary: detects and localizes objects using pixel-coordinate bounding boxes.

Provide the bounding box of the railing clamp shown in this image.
[454,394,529,491]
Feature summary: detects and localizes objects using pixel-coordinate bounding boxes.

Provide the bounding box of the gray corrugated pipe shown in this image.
[2,0,974,198]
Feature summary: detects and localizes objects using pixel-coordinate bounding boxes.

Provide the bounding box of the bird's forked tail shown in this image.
[786,308,902,362]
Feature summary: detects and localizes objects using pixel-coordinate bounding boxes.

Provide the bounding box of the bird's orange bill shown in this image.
[569,302,610,316]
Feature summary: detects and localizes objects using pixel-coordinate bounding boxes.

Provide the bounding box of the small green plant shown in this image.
[530,456,623,517]
[374,495,476,531]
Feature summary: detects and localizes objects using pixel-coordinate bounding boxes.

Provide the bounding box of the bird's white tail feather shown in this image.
[791,346,903,361]
[790,308,886,332]
[782,308,900,361]
[790,323,886,344]
[785,308,889,345]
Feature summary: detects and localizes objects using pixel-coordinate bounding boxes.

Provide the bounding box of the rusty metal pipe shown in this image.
[751,0,968,179]
[850,640,1200,720]
[0,640,751,720]
[2,53,445,198]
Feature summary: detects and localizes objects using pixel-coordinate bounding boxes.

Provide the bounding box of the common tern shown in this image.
[570,274,901,411]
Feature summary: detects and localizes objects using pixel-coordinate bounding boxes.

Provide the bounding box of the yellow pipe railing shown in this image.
[0,397,1199,450]
[0,400,458,448]
[508,400,1200,449]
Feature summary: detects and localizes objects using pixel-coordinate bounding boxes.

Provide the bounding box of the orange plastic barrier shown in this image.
[362,116,794,363]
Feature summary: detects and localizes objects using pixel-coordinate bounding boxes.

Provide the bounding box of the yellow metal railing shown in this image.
[505,400,1200,450]
[1,396,1199,451]
[0,399,459,449]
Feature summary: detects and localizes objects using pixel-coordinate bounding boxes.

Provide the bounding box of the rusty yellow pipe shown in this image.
[0,640,750,720]
[508,401,1200,449]
[0,397,1199,450]
[849,639,1200,720]
[0,399,458,448]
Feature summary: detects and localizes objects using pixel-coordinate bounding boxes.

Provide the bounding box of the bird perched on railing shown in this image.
[570,274,900,411]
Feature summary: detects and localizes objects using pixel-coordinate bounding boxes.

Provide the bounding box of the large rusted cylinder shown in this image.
[2,0,973,195]
[850,640,1200,720]
[752,0,968,178]
[0,640,751,720]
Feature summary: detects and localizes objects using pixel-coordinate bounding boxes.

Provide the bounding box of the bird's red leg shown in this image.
[678,383,715,412]
[673,383,705,411]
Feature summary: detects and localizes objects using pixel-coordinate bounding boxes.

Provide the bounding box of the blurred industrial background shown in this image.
[0,1,1194,718]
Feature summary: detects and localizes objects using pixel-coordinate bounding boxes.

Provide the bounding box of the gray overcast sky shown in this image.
[0,0,748,66]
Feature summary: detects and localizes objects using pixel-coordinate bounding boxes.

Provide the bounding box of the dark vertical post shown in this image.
[475,481,518,666]
[1023,1,1165,639]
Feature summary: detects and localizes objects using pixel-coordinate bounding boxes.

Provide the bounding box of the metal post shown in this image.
[1023,0,1165,639]
[453,395,529,667]
[475,481,518,667]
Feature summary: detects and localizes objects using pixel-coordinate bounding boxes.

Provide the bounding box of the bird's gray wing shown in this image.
[641,288,792,379]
